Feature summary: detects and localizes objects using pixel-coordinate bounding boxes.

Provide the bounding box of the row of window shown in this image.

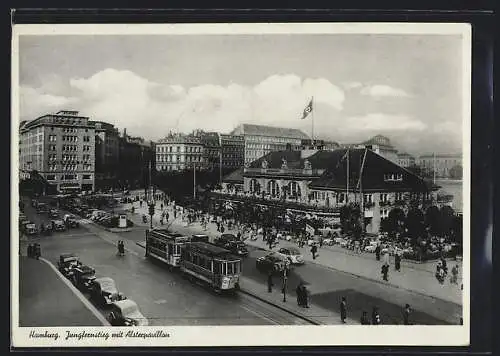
[248,136,299,144]
[183,251,241,275]
[47,164,93,171]
[156,155,203,163]
[383,173,404,182]
[45,173,92,181]
[156,146,203,153]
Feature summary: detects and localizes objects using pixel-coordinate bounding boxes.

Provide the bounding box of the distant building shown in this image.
[155,134,205,172]
[230,123,309,165]
[19,110,96,193]
[219,134,245,169]
[119,129,155,189]
[397,152,416,168]
[91,121,120,188]
[196,131,221,171]
[417,153,462,178]
[362,135,398,163]
[300,139,340,151]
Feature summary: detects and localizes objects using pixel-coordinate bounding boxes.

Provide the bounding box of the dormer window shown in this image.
[384,173,403,182]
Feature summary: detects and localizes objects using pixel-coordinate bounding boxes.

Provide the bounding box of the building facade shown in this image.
[19,110,96,193]
[155,134,205,172]
[220,147,437,235]
[118,131,155,189]
[91,121,120,188]
[197,131,221,171]
[397,152,416,168]
[417,153,462,178]
[220,133,245,169]
[230,123,310,165]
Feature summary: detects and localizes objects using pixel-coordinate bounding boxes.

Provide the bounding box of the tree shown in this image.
[450,214,463,244]
[424,206,441,236]
[385,208,405,237]
[439,205,456,238]
[449,165,463,179]
[406,208,425,241]
[339,203,361,237]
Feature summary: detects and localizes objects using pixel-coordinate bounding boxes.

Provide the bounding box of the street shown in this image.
[19,199,310,326]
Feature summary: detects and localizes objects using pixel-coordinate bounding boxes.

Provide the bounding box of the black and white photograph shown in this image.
[11,23,471,347]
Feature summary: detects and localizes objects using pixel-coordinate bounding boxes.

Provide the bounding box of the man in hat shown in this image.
[403,304,412,325]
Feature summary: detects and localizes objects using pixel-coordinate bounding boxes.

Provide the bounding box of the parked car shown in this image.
[221,240,249,257]
[49,209,60,218]
[91,277,123,306]
[57,253,82,279]
[51,219,66,232]
[256,252,287,274]
[63,214,80,228]
[276,247,304,265]
[107,299,148,326]
[72,265,96,292]
[191,234,209,243]
[36,203,48,214]
[23,222,38,236]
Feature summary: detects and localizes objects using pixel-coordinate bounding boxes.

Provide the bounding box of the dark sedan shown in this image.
[256,252,287,275]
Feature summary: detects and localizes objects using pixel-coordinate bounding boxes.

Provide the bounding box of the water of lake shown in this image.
[435,179,463,212]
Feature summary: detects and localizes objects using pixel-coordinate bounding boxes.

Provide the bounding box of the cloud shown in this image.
[20,86,77,120]
[342,113,427,132]
[20,70,345,140]
[342,81,363,90]
[360,84,410,97]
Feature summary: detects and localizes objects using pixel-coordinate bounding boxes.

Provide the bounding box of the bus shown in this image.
[180,242,241,293]
[145,229,190,268]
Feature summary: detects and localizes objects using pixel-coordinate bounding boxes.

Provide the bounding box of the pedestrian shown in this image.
[360,311,370,325]
[140,200,143,208]
[441,256,448,275]
[296,283,304,306]
[160,203,163,210]
[302,285,310,308]
[166,212,169,221]
[381,264,389,281]
[450,264,459,284]
[220,225,225,234]
[403,304,411,325]
[372,306,381,325]
[160,217,164,225]
[340,296,347,323]
[237,231,242,241]
[311,243,318,260]
[34,243,41,260]
[395,252,401,272]
[27,243,33,258]
[267,272,273,293]
[375,244,381,261]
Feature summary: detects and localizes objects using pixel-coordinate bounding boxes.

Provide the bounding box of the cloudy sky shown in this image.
[18,33,465,155]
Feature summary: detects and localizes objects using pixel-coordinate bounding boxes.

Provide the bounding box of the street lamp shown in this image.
[282,260,290,302]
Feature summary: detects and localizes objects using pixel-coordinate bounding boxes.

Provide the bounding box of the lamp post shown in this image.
[282,260,290,302]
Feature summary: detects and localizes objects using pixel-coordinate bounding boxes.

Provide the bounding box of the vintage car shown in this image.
[107,299,148,326]
[36,203,49,214]
[91,277,124,306]
[63,214,80,228]
[49,209,60,218]
[191,234,210,243]
[23,222,38,236]
[276,247,304,265]
[57,253,82,278]
[256,252,288,275]
[71,265,97,292]
[221,240,249,257]
[51,219,66,231]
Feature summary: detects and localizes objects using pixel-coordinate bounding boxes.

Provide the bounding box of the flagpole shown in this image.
[311,96,314,147]
[346,149,349,203]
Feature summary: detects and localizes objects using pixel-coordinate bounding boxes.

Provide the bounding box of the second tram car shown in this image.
[145,229,190,268]
[180,242,241,292]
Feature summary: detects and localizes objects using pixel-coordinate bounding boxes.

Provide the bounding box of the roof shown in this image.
[309,148,439,192]
[187,242,239,260]
[222,168,244,183]
[231,123,309,139]
[248,150,303,169]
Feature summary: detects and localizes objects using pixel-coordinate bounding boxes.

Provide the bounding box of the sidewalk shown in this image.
[18,256,105,327]
[239,277,359,325]
[124,201,462,305]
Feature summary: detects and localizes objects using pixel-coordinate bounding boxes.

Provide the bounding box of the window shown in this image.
[176,146,180,152]
[395,192,404,201]
[363,194,373,204]
[46,175,55,180]
[268,180,278,197]
[381,209,389,218]
[380,193,388,202]
[82,174,92,180]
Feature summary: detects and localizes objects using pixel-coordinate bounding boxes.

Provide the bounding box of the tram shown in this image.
[145,229,190,268]
[145,229,242,292]
[180,241,241,292]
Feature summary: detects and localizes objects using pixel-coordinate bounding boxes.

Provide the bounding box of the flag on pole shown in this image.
[300,98,313,119]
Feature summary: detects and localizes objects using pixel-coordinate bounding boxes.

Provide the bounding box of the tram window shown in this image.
[214,261,222,274]
[222,263,226,275]
[193,254,199,265]
[227,263,234,275]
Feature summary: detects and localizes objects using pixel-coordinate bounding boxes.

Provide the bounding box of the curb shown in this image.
[39,257,110,326]
[246,242,462,306]
[238,287,321,325]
